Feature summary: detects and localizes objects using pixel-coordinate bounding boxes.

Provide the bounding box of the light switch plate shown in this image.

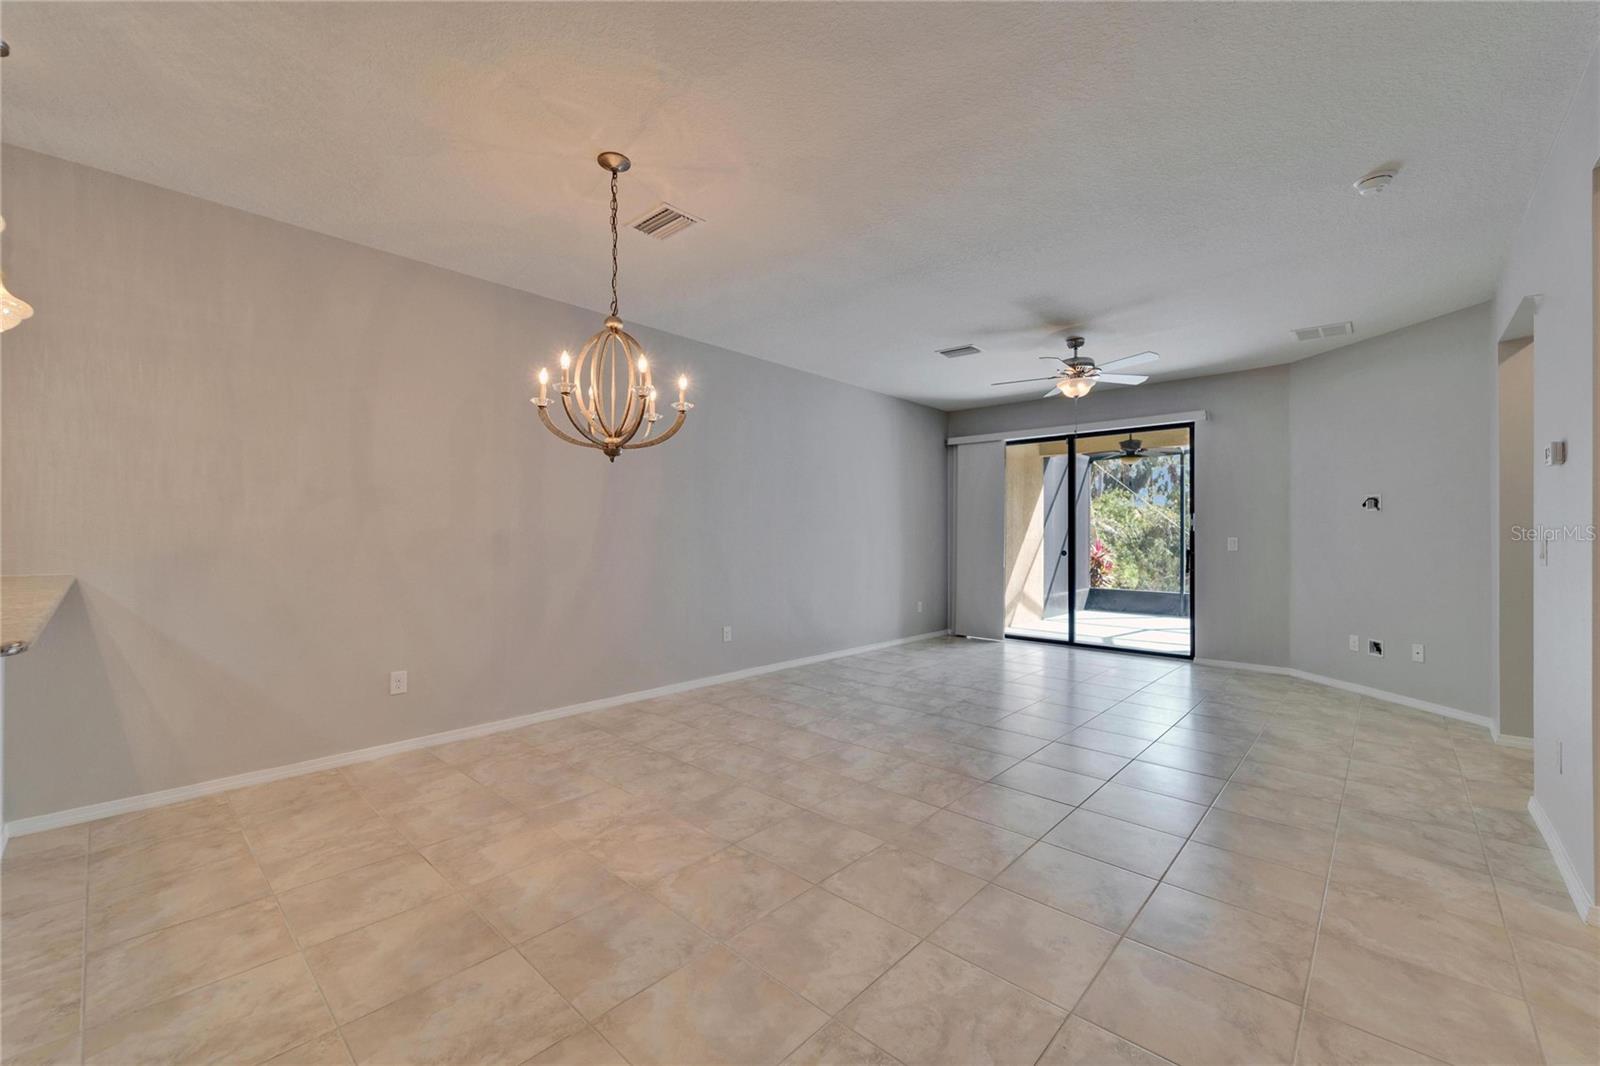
[1226,537,1238,552]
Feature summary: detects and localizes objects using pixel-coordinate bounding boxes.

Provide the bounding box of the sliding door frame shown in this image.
[1004,419,1197,661]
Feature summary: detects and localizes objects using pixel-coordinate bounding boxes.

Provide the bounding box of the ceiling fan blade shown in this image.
[991,375,1061,386]
[1096,373,1149,386]
[1098,350,1159,372]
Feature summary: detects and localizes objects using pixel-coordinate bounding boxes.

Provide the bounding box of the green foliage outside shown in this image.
[1087,455,1186,592]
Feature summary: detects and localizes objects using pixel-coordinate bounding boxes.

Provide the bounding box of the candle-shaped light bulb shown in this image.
[537,367,548,403]
[647,385,658,419]
[637,354,649,375]
[559,350,571,381]
[677,374,689,404]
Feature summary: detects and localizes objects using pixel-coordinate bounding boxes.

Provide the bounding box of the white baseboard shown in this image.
[1527,795,1599,925]
[3,629,950,840]
[1194,658,1491,730]
[1490,725,1535,749]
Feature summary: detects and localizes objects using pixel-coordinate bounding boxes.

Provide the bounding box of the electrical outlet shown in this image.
[1367,640,1384,658]
[1348,634,1360,652]
[389,670,408,695]
[722,626,733,643]
[1227,537,1239,552]
[1411,643,1425,663]
[917,600,924,613]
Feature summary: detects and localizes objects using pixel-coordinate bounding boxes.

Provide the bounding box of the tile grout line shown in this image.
[1291,709,1544,1065]
[18,644,1557,1066]
[69,800,345,1063]
[78,775,535,1059]
[324,761,533,1056]
[734,649,1561,1064]
[879,671,1292,996]
[76,827,90,1066]
[729,662,1195,1065]
[226,792,357,1065]
[877,665,1544,1063]
[1075,669,1536,1056]
[1468,745,1551,1066]
[281,752,654,1058]
[1017,672,1280,1066]
[488,657,1182,1062]
[1287,718,1351,1066]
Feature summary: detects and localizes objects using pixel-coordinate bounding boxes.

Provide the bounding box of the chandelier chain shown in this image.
[609,169,620,316]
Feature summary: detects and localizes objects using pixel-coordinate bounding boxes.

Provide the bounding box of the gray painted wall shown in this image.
[948,366,1294,668]
[0,149,949,820]
[1492,47,1597,907]
[1287,305,1494,715]
[948,305,1498,721]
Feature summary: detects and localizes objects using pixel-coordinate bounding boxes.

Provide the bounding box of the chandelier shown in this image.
[533,152,692,462]
[0,217,34,333]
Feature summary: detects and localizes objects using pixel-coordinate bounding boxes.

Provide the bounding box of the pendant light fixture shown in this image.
[0,217,35,333]
[532,152,692,462]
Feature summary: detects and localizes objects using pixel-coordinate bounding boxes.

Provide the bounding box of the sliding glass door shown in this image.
[1003,422,1194,657]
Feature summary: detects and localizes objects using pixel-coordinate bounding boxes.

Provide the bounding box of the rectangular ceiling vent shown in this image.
[630,204,703,240]
[938,344,983,359]
[1293,321,1354,342]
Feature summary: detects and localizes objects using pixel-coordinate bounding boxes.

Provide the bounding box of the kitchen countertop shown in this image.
[1,574,75,656]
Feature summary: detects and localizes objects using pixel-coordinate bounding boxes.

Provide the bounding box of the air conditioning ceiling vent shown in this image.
[938,345,982,359]
[630,204,702,240]
[1293,321,1354,342]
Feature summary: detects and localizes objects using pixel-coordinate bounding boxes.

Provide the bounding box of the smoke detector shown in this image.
[630,203,702,240]
[937,344,982,359]
[1354,171,1396,196]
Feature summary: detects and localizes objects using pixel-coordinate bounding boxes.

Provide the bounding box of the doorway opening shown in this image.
[1497,339,1534,741]
[1003,422,1194,658]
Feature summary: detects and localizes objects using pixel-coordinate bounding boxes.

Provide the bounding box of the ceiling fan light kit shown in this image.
[991,335,1157,400]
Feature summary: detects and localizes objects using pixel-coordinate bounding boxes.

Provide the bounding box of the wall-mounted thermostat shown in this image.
[1545,441,1567,466]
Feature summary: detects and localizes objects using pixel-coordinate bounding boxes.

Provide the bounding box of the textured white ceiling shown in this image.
[3,2,1595,409]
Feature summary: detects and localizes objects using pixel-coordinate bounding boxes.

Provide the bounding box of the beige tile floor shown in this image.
[2,637,1595,1065]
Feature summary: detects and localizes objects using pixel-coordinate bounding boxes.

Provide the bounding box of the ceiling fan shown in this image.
[991,336,1158,399]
